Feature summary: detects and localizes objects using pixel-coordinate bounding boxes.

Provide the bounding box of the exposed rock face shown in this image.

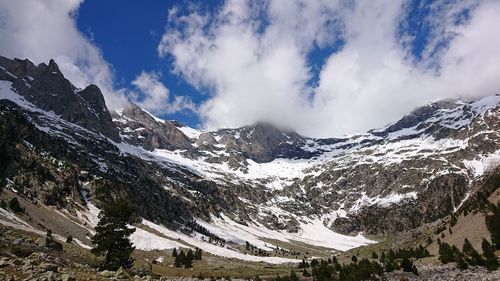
[214,122,316,163]
[112,103,192,151]
[0,56,119,141]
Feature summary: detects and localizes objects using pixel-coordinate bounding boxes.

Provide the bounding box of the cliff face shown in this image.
[111,103,192,151]
[0,56,119,141]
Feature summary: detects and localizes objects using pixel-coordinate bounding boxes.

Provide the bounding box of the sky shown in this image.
[0,0,499,138]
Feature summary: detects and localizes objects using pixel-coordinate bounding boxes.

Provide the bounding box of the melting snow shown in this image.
[463,149,500,177]
[142,219,299,264]
[196,213,374,252]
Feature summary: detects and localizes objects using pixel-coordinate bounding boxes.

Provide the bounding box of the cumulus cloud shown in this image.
[0,0,130,108]
[131,71,196,114]
[159,0,500,137]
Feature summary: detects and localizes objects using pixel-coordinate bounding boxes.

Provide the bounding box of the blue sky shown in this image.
[76,0,436,128]
[77,0,206,126]
[1,0,499,137]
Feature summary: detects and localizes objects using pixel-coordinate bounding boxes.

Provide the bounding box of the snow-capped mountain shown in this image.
[1,56,500,262]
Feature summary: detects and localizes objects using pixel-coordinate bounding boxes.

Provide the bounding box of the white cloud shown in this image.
[159,0,500,137]
[131,71,196,114]
[0,0,131,109]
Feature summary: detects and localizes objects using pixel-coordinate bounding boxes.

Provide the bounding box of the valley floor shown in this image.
[1,222,500,281]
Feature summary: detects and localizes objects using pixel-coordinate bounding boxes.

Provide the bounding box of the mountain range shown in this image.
[1,56,500,265]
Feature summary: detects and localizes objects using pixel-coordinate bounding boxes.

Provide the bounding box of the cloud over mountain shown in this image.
[159,0,500,137]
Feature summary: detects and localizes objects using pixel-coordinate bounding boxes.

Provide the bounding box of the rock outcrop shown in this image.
[0,56,119,141]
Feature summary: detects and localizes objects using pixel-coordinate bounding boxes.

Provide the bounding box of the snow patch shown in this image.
[463,149,500,177]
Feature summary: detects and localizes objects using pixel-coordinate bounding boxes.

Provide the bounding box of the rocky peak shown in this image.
[47,59,60,74]
[369,98,484,140]
[0,56,120,141]
[113,103,192,151]
[121,103,154,121]
[0,56,36,81]
[199,121,318,163]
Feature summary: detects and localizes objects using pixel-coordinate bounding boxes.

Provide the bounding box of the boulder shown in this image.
[115,266,131,279]
[99,270,115,277]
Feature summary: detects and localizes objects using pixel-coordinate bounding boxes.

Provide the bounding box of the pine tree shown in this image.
[194,248,202,260]
[385,260,395,272]
[482,238,499,271]
[457,255,468,270]
[380,252,386,262]
[289,269,299,281]
[185,249,194,268]
[485,202,500,250]
[175,250,185,267]
[401,257,413,272]
[172,248,178,257]
[298,259,309,269]
[438,242,454,264]
[91,200,136,270]
[450,213,458,227]
[302,268,310,277]
[388,249,396,261]
[371,251,378,259]
[8,197,23,213]
[462,238,485,266]
[351,255,358,263]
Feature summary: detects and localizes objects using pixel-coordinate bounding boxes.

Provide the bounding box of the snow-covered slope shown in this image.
[113,94,500,235]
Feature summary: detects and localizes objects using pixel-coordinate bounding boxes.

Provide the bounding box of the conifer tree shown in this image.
[8,197,23,213]
[462,238,485,266]
[380,252,386,262]
[388,249,396,261]
[175,250,185,267]
[302,268,310,277]
[401,257,413,272]
[485,202,500,250]
[91,200,136,270]
[457,255,468,270]
[194,247,202,260]
[385,260,395,272]
[482,238,499,270]
[438,242,454,264]
[185,249,194,268]
[172,248,178,257]
[289,269,299,281]
[298,259,309,269]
